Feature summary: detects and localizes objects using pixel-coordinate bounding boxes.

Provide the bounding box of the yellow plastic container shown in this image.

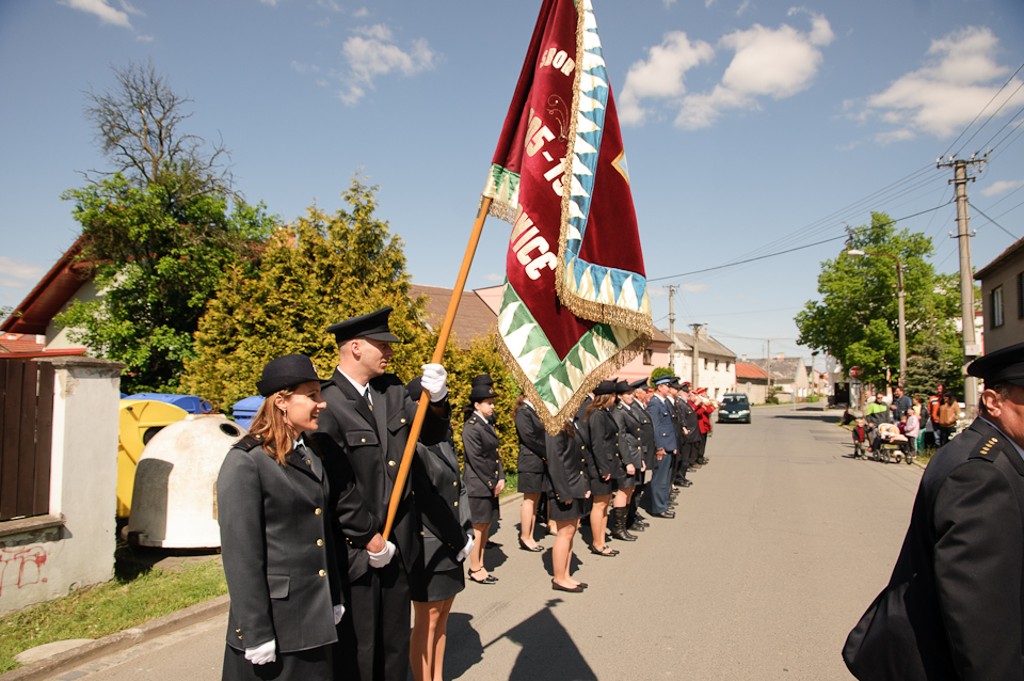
[117,400,187,517]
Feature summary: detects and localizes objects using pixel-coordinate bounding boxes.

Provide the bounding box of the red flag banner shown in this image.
[484,0,655,433]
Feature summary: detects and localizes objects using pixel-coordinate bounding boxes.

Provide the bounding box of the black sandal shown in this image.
[588,544,618,557]
[468,567,497,584]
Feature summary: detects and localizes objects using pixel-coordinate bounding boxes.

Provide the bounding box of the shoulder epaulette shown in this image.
[234,433,264,451]
[976,436,999,457]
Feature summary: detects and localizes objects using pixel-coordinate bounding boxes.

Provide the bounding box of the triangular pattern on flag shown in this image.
[483,0,654,433]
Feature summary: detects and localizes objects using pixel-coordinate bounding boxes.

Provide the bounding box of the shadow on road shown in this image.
[446,601,597,680]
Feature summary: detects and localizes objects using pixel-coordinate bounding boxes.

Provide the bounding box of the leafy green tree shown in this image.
[795,212,961,389]
[57,62,272,392]
[183,178,432,408]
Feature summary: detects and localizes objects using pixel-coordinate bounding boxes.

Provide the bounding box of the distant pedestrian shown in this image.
[934,393,960,447]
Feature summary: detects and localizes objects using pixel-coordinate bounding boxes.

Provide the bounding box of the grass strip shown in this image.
[0,558,226,673]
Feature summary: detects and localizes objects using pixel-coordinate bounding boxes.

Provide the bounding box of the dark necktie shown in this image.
[364,388,373,412]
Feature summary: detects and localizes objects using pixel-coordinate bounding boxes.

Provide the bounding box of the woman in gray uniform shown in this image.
[461,376,505,584]
[217,354,345,681]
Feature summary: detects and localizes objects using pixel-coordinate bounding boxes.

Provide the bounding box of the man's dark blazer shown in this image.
[649,394,678,453]
[675,396,702,444]
[217,434,341,654]
[844,418,1024,680]
[317,369,449,582]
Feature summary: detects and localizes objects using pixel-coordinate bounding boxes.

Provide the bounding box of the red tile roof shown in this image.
[1,237,89,335]
[735,362,770,380]
[410,284,498,348]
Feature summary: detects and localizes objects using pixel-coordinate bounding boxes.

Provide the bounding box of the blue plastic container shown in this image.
[232,396,265,430]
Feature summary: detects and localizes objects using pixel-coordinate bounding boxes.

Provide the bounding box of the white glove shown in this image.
[244,639,276,665]
[420,364,448,402]
[333,604,345,625]
[367,539,396,568]
[455,532,474,562]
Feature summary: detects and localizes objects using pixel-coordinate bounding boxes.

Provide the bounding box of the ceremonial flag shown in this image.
[484,0,655,433]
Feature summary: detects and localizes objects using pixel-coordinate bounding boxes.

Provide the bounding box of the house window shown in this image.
[643,349,653,366]
[992,286,1004,328]
[1017,271,1024,319]
[714,359,720,371]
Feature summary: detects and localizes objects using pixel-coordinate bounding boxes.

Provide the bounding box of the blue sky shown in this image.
[2,0,1023,363]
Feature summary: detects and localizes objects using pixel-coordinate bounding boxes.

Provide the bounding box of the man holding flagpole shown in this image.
[318,307,468,681]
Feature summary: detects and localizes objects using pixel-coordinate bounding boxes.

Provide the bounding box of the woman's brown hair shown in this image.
[586,393,615,419]
[247,390,296,465]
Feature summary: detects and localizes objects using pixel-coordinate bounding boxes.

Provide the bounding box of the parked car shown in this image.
[717,392,751,424]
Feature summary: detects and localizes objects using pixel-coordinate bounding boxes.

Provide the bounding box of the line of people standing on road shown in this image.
[214,305,722,681]
[512,374,718,590]
[852,383,965,459]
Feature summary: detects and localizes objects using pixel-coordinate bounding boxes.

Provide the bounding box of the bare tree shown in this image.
[84,60,232,193]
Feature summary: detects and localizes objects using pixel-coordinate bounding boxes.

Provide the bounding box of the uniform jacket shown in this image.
[844,418,1024,681]
[515,402,548,473]
[649,394,678,452]
[676,397,702,444]
[217,434,341,653]
[461,413,505,498]
[634,401,658,470]
[692,398,714,435]
[413,438,471,574]
[586,407,618,479]
[611,403,644,471]
[545,428,589,502]
[317,369,450,582]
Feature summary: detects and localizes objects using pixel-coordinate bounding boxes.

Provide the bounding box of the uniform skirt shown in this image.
[588,476,614,497]
[549,497,586,522]
[411,565,465,603]
[517,470,549,495]
[468,495,499,525]
[614,471,637,490]
[222,643,333,681]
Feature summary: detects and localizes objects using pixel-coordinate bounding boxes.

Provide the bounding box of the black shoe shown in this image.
[680,479,693,488]
[589,544,619,557]
[698,458,709,464]
[518,537,544,553]
[650,510,676,519]
[552,580,585,593]
[468,568,497,584]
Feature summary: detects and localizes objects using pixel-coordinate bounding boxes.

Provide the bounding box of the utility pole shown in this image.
[667,285,679,371]
[937,155,985,418]
[690,323,704,388]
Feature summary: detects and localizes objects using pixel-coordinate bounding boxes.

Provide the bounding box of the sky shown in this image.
[2,0,1023,365]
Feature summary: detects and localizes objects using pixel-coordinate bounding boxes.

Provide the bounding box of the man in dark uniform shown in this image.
[647,375,678,519]
[844,340,1024,680]
[627,378,655,531]
[317,307,460,681]
[671,380,697,489]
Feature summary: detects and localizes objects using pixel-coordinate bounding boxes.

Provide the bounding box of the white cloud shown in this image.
[858,26,1024,141]
[681,283,708,293]
[337,24,437,105]
[620,10,833,130]
[0,257,44,291]
[980,179,1024,197]
[677,11,834,129]
[60,0,136,29]
[619,32,714,126]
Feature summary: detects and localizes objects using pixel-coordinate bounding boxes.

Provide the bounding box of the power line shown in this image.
[648,202,952,282]
[968,200,1022,240]
[942,62,1024,159]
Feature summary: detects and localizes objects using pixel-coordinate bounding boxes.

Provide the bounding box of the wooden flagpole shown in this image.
[382,195,493,541]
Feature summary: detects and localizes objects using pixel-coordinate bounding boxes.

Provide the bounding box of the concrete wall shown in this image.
[0,357,122,615]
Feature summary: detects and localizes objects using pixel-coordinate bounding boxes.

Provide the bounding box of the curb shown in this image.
[3,495,528,679]
[0,595,230,681]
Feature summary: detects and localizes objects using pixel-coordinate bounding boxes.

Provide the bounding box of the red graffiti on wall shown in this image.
[0,546,48,598]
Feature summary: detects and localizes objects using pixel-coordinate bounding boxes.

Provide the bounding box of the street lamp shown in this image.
[847,249,907,389]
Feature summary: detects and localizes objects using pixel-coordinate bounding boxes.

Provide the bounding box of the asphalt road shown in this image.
[52,404,921,681]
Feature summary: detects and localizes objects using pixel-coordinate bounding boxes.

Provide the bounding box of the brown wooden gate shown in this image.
[0,358,55,521]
